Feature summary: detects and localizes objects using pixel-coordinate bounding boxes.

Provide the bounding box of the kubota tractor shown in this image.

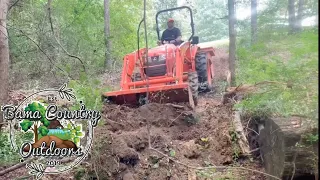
[102,6,215,107]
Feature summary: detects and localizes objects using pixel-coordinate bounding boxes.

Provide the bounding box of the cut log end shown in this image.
[258,116,318,179]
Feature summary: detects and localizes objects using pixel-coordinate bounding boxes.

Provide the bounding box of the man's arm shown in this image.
[175,28,182,42]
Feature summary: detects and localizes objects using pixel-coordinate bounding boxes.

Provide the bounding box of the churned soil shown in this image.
[83,94,265,180]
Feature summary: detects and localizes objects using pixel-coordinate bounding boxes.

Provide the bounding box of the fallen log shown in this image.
[258,116,318,180]
[233,110,251,155]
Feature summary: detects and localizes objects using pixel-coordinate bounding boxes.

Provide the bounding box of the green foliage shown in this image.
[69,77,111,111]
[193,0,228,42]
[236,30,318,120]
[8,0,144,89]
[38,126,49,136]
[169,148,176,157]
[24,101,50,127]
[0,131,33,166]
[64,123,83,146]
[20,101,51,139]
[20,120,33,132]
[305,133,319,144]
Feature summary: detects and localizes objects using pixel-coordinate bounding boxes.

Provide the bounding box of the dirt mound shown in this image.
[89,97,237,179]
[212,48,229,82]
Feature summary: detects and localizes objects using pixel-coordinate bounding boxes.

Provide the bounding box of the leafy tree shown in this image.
[20,101,50,142]
[193,0,229,42]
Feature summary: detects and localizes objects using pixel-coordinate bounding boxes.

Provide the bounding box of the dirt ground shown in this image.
[0,49,266,180]
[78,93,265,180]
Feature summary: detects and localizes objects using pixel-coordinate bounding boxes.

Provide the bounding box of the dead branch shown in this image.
[169,112,184,126]
[47,0,86,73]
[8,0,21,12]
[245,127,259,136]
[0,157,75,176]
[0,158,35,176]
[165,103,185,109]
[233,110,251,155]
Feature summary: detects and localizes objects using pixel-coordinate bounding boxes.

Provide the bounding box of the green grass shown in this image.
[236,29,318,120]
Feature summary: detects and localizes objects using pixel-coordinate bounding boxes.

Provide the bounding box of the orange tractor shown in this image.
[102,6,215,107]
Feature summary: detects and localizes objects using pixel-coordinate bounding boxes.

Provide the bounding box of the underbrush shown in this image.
[236,29,318,121]
[0,131,33,166]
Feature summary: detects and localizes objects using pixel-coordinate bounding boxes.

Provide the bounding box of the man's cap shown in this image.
[168,18,174,22]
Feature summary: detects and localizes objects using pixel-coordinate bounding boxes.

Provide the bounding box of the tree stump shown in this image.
[258,116,318,180]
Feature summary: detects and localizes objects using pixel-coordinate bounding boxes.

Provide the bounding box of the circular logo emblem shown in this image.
[1,83,101,179]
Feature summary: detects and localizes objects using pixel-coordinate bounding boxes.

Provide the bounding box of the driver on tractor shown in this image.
[158,18,182,46]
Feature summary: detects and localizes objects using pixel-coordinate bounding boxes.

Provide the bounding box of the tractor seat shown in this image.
[144,55,167,77]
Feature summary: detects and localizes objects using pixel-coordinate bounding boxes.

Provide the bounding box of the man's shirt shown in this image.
[161,27,181,41]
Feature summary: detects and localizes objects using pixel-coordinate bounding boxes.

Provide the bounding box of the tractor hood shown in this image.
[146,44,177,57]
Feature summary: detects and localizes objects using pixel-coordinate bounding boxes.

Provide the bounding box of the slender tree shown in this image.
[228,0,236,86]
[288,0,296,33]
[251,0,258,44]
[104,0,112,69]
[0,0,10,130]
[296,0,304,31]
[315,0,318,27]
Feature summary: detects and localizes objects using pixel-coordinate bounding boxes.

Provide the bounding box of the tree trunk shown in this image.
[259,116,318,179]
[315,0,318,27]
[251,0,258,44]
[288,0,296,33]
[0,0,10,131]
[104,0,112,70]
[296,0,304,31]
[228,0,236,86]
[34,124,38,142]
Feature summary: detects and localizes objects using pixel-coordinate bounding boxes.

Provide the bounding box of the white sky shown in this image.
[177,0,316,27]
[237,2,316,26]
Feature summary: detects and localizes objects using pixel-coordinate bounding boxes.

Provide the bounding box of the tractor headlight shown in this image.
[159,54,166,61]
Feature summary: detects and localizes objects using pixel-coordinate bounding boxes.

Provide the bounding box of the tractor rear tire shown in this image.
[188,71,198,106]
[195,52,212,92]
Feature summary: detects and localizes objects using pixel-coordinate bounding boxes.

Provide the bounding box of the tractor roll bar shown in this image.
[156,6,195,42]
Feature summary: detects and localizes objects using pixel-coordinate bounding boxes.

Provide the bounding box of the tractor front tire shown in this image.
[188,71,198,106]
[195,52,212,92]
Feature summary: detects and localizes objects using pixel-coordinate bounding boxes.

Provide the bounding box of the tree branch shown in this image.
[8,0,21,12]
[17,29,71,79]
[0,158,35,176]
[47,0,86,73]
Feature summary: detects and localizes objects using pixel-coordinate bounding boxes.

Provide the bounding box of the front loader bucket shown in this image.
[102,83,190,106]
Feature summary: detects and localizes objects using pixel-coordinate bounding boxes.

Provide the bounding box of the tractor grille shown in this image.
[144,56,166,77]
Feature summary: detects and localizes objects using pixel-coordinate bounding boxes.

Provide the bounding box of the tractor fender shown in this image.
[190,45,200,60]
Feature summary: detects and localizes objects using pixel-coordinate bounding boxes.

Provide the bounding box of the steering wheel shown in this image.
[162,37,175,44]
[163,37,175,41]
[159,37,183,46]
